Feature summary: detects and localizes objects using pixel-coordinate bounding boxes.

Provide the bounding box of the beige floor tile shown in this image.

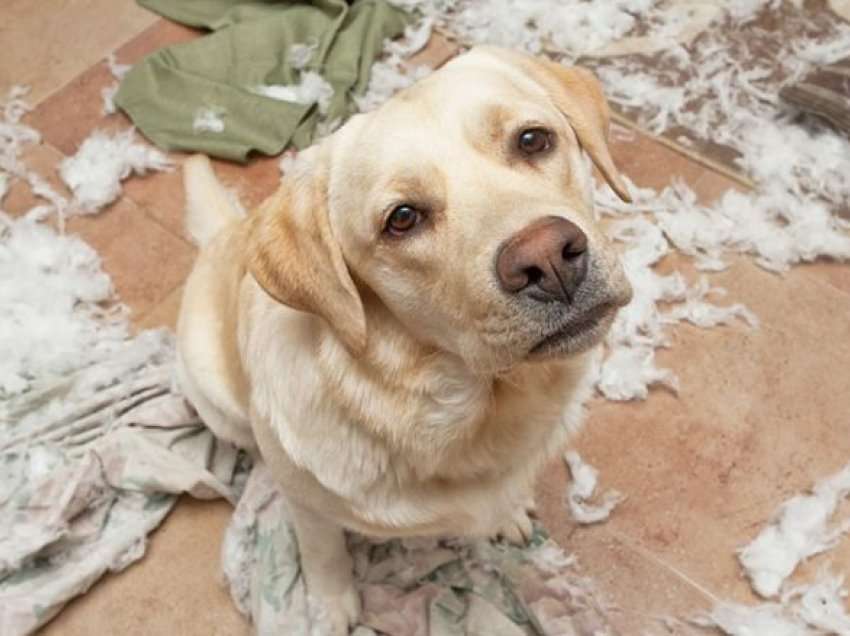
[23,60,135,158]
[608,126,709,192]
[117,17,201,62]
[65,198,196,320]
[536,257,850,628]
[123,153,283,240]
[135,283,184,332]
[0,0,158,106]
[688,162,850,299]
[407,32,461,70]
[798,261,850,297]
[24,18,200,157]
[120,160,190,240]
[213,155,285,211]
[1,142,68,217]
[39,498,250,636]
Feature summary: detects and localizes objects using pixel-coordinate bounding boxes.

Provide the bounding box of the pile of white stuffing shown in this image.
[0,83,172,396]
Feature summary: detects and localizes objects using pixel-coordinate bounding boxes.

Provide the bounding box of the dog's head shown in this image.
[248,47,633,373]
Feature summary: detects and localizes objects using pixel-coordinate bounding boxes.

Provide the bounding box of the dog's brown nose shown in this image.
[496,216,588,303]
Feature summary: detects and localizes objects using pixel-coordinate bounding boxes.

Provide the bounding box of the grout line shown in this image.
[122,185,197,250]
[18,18,159,111]
[609,112,756,191]
[602,527,724,606]
[132,281,185,332]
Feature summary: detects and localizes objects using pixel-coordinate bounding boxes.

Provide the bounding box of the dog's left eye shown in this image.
[517,128,551,155]
[385,204,422,235]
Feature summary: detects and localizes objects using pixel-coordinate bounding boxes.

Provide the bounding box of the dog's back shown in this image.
[176,156,255,451]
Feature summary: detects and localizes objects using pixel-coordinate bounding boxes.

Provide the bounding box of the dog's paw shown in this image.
[494,503,535,546]
[313,585,362,636]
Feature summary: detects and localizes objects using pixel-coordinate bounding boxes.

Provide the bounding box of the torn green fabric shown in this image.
[116,0,411,161]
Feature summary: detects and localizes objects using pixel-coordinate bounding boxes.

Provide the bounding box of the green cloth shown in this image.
[116,0,411,161]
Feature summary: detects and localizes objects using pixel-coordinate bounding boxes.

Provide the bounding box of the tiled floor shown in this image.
[4,3,849,634]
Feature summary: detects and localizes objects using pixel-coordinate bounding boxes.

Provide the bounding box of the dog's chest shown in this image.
[359,355,575,483]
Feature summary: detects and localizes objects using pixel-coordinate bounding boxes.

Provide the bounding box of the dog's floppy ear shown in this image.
[246,151,367,355]
[486,48,631,203]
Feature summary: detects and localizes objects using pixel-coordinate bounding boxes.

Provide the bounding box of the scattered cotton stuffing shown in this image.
[59,128,172,213]
[0,212,127,396]
[101,53,131,115]
[789,575,850,634]
[563,450,625,524]
[700,574,850,635]
[698,466,850,634]
[254,71,334,116]
[314,116,342,140]
[193,106,226,133]
[591,183,758,400]
[594,346,679,402]
[289,39,318,70]
[278,149,299,178]
[738,463,850,599]
[525,541,576,575]
[698,602,809,636]
[0,96,136,389]
[355,18,435,112]
[663,278,758,330]
[0,87,69,222]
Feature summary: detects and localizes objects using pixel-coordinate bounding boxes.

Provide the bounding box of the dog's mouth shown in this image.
[529,302,616,358]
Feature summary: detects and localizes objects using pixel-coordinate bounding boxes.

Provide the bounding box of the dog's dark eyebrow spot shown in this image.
[482,104,512,144]
[387,167,446,208]
[464,102,525,162]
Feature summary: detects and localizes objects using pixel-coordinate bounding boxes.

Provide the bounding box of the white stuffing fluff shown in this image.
[0,88,160,409]
[193,106,226,133]
[699,602,808,636]
[701,574,850,635]
[563,450,625,524]
[398,0,729,60]
[594,346,678,402]
[449,0,657,57]
[789,575,850,634]
[0,87,69,221]
[101,53,130,116]
[663,278,758,330]
[702,466,850,635]
[59,128,172,213]
[738,463,850,599]
[0,212,127,396]
[254,71,334,116]
[289,39,318,70]
[278,149,299,178]
[526,541,576,574]
[355,18,434,113]
[591,184,758,401]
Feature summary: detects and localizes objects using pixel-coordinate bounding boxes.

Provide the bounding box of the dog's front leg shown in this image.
[289,502,361,635]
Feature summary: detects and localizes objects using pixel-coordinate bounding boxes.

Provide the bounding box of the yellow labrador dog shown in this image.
[177,46,632,633]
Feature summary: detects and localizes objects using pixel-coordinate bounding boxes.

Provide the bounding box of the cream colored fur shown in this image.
[176,47,632,634]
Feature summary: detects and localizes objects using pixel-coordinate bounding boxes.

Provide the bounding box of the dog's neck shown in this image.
[315,298,589,483]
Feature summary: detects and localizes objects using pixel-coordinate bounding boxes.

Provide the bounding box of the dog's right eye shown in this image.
[517,128,552,155]
[385,205,421,236]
